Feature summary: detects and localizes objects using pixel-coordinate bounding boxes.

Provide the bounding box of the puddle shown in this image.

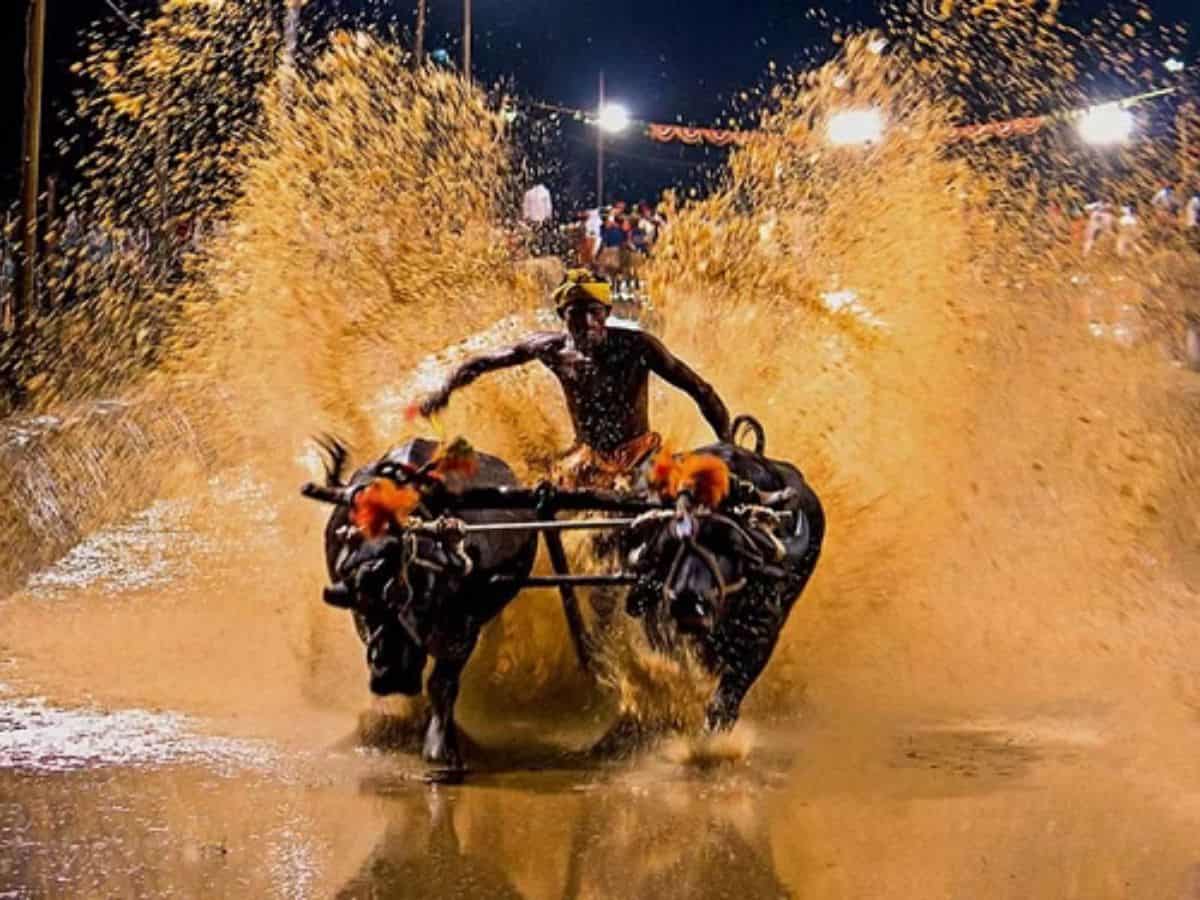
[0,695,278,775]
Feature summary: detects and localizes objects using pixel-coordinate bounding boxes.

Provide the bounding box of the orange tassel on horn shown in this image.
[673,454,731,508]
[648,445,679,496]
[351,478,421,539]
[646,447,731,508]
[431,437,480,481]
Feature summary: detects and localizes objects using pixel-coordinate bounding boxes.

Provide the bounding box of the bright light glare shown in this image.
[595,103,631,134]
[827,108,885,147]
[1165,58,1186,74]
[1077,103,1135,146]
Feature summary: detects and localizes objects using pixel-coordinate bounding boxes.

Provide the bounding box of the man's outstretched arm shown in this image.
[420,333,561,416]
[643,334,732,441]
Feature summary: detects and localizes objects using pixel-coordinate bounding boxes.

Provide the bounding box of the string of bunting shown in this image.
[522,86,1178,148]
[951,86,1178,144]
[645,124,751,147]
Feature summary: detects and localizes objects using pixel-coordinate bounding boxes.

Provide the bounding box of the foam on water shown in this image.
[0,694,277,774]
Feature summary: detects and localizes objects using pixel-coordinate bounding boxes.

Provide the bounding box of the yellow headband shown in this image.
[553,271,612,313]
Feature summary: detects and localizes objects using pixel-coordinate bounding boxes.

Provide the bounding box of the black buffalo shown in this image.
[311,438,538,769]
[621,437,825,733]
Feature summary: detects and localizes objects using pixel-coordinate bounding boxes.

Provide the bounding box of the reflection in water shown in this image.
[339,775,789,900]
[337,787,525,900]
[0,767,336,900]
[2,716,1200,899]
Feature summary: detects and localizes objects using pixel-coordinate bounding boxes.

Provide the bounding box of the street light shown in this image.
[1077,102,1135,146]
[827,108,885,147]
[1165,58,1186,75]
[595,102,632,134]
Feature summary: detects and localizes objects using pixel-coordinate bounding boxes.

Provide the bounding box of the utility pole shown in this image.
[282,0,303,104]
[462,0,472,81]
[16,0,48,333]
[413,0,427,69]
[596,71,605,209]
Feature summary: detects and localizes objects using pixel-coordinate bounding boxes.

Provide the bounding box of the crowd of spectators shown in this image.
[574,201,666,277]
[0,210,207,325]
[1066,184,1200,258]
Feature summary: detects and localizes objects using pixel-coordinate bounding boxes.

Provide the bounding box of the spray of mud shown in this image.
[4,2,1200,750]
[638,20,1200,725]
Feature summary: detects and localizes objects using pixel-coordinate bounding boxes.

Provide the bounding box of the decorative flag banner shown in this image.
[952,114,1048,143]
[515,86,1177,149]
[645,124,750,147]
[635,86,1178,147]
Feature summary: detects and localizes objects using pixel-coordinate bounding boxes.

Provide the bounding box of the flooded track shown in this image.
[3,687,1200,898]
[3,445,1200,899]
[6,5,1200,896]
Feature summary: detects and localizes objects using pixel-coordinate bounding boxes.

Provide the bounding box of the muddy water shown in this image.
[2,460,1200,899]
[9,5,1200,893]
[3,695,1199,899]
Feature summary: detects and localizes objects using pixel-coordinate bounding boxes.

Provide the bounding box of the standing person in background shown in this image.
[1151,184,1177,220]
[1116,203,1139,258]
[597,213,626,277]
[637,202,659,250]
[618,213,636,275]
[522,183,553,225]
[581,208,602,266]
[1185,190,1200,251]
[1083,201,1115,257]
[630,216,650,256]
[521,183,554,256]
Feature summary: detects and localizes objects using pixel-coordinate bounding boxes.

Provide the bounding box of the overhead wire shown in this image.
[101,0,146,34]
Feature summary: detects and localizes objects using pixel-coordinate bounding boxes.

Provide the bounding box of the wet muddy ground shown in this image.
[2,466,1200,899]
[3,695,1199,898]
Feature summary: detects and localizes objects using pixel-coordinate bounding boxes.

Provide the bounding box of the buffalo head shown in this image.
[622,493,775,636]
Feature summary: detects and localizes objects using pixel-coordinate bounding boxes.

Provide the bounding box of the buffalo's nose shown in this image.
[668,589,715,635]
[366,634,423,696]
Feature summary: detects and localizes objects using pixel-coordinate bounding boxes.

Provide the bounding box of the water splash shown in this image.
[2,1,1200,735]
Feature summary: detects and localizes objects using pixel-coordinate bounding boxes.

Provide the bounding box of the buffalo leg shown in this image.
[424,657,468,769]
[705,569,817,731]
[704,598,786,733]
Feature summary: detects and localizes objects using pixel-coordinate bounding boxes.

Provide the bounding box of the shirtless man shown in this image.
[419,270,731,487]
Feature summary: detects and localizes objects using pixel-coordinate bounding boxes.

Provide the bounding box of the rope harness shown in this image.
[626,484,800,610]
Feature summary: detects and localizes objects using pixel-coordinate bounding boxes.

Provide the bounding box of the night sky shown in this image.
[2,0,1198,208]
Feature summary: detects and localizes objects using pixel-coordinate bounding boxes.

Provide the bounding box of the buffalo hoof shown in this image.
[423,724,464,771]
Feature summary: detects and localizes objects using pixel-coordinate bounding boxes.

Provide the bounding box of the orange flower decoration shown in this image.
[647,447,731,508]
[351,478,421,539]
